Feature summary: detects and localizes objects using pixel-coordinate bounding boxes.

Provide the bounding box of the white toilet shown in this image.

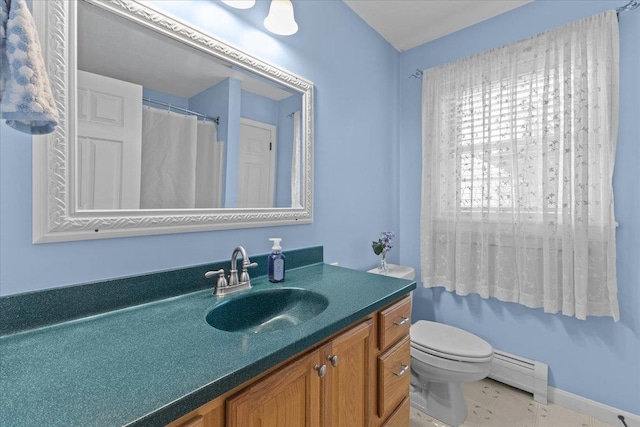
[367,263,494,426]
[410,320,493,426]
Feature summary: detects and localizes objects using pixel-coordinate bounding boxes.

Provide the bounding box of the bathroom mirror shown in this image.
[32,0,313,243]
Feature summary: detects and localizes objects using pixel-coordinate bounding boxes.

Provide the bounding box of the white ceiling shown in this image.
[344,0,532,52]
[78,0,534,96]
[77,1,294,101]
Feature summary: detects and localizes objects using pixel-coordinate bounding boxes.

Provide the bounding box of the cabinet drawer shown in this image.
[381,397,410,427]
[378,296,411,351]
[377,336,411,418]
[174,416,203,427]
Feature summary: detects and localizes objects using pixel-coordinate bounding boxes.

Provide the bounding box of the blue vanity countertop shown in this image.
[0,263,415,426]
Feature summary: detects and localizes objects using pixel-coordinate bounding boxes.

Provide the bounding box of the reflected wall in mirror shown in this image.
[77,0,303,210]
[32,0,313,243]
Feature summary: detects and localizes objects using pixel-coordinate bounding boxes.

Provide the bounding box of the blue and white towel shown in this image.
[0,0,58,135]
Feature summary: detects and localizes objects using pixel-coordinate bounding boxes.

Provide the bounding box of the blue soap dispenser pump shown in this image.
[268,238,285,283]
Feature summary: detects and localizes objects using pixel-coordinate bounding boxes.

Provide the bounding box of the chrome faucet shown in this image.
[205,246,258,296]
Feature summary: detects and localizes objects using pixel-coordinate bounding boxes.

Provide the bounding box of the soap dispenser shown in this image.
[268,238,286,283]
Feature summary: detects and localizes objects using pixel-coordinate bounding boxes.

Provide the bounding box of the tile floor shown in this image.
[410,379,619,427]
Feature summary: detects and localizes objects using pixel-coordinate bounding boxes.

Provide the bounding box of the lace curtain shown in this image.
[420,11,620,320]
[291,111,302,208]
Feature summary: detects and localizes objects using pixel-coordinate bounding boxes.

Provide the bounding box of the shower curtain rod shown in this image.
[143,97,220,125]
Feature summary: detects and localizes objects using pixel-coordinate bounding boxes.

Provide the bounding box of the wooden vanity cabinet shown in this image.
[320,320,374,426]
[375,295,413,425]
[165,295,411,427]
[378,296,411,350]
[167,399,225,427]
[381,397,410,427]
[227,319,373,427]
[227,350,322,427]
[378,337,411,419]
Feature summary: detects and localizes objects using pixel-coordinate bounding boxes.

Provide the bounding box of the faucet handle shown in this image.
[206,269,229,295]
[205,268,224,279]
[239,262,259,284]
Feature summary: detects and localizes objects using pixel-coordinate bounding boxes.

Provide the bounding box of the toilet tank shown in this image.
[367,264,415,281]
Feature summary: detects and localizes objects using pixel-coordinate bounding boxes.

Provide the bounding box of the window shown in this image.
[421,11,620,320]
[436,71,563,220]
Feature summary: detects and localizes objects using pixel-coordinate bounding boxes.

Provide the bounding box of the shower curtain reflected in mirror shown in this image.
[196,121,224,208]
[291,111,302,208]
[140,106,224,209]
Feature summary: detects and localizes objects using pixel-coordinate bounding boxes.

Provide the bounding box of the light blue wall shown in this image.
[398,1,640,414]
[275,93,303,207]
[189,78,236,206]
[143,87,189,109]
[190,80,297,208]
[0,1,398,297]
[241,90,278,125]
[225,78,242,208]
[2,0,635,415]
[188,80,229,140]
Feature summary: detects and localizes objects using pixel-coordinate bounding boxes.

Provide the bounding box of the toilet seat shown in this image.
[410,321,493,363]
[410,321,494,426]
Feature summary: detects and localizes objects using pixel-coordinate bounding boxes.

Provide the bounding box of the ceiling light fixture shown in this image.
[221,0,256,10]
[263,0,298,36]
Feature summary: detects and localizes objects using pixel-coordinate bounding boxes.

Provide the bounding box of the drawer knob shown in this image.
[327,354,339,367]
[314,364,327,378]
[393,363,409,377]
[393,316,409,326]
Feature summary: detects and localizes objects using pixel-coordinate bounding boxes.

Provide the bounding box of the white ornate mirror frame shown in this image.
[32,0,313,243]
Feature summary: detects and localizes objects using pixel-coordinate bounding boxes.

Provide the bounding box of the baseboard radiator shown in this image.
[489,349,549,404]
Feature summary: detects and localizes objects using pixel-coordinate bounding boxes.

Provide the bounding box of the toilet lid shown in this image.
[410,320,493,362]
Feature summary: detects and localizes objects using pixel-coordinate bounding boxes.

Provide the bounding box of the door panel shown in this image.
[78,137,123,210]
[77,70,142,210]
[237,118,276,208]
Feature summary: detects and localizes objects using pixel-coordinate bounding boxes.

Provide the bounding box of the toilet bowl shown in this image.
[366,264,493,426]
[410,320,493,426]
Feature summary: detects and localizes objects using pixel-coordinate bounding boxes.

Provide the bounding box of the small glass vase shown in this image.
[378,252,388,275]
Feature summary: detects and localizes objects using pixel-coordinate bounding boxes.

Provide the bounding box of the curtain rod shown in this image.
[143,97,220,125]
[617,0,639,15]
[409,2,636,79]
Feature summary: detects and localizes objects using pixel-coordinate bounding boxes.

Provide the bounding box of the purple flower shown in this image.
[372,231,395,255]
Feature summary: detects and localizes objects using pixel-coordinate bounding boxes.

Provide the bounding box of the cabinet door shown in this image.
[226,350,321,427]
[322,320,374,427]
